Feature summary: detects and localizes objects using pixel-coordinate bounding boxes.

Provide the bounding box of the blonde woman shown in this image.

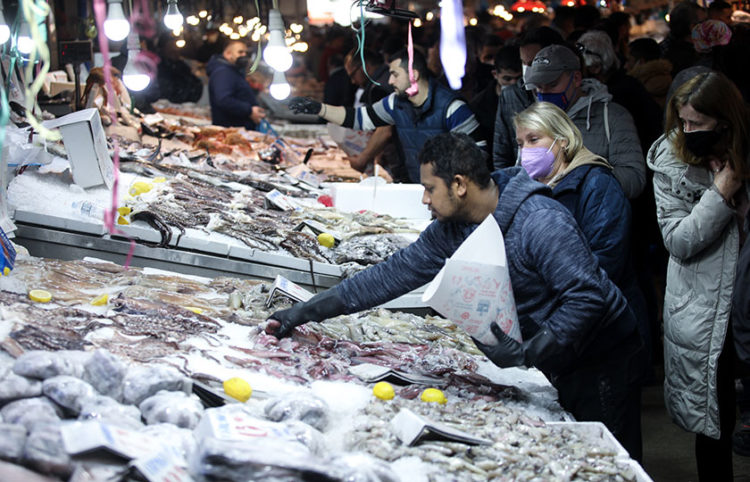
[514,101,648,461]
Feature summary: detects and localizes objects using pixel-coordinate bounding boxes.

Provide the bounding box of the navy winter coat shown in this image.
[335,167,640,376]
[552,163,650,378]
[206,55,260,130]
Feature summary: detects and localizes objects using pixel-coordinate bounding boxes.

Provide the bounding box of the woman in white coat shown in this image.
[647,71,749,481]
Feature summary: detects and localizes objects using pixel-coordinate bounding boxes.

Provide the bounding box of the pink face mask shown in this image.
[520,138,558,180]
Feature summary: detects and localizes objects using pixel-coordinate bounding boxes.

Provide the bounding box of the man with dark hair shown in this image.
[493,26,564,169]
[660,1,705,75]
[471,45,522,156]
[708,0,733,26]
[206,40,265,130]
[267,131,642,458]
[288,48,485,183]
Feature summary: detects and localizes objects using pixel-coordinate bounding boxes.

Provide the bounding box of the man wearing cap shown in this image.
[493,27,565,170]
[502,44,646,199]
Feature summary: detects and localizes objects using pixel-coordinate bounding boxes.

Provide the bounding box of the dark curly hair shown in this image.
[418,133,492,189]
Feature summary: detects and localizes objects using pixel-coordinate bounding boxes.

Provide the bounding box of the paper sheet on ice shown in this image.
[422,215,520,344]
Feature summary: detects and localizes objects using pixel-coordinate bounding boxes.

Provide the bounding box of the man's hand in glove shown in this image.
[266,289,347,338]
[288,97,322,116]
[473,324,566,372]
[472,323,525,368]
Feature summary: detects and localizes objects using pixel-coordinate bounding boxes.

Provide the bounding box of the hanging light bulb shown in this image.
[269,70,290,100]
[122,33,150,91]
[103,0,130,41]
[263,9,292,72]
[16,18,33,55]
[0,4,10,45]
[163,0,183,31]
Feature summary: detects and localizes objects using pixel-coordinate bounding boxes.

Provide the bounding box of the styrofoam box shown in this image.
[546,421,653,482]
[327,183,430,220]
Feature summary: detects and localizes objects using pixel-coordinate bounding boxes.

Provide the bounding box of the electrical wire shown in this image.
[349,0,380,87]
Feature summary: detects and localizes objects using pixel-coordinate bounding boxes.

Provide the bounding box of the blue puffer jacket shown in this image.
[206,54,260,130]
[335,167,640,376]
[551,161,650,378]
[389,78,461,182]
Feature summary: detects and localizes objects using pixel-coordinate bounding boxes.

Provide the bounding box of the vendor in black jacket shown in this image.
[206,40,265,130]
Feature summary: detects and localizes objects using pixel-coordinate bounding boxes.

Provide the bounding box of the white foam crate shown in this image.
[327,183,430,220]
[546,421,652,481]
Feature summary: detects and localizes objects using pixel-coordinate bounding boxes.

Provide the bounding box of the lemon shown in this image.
[29,289,52,303]
[317,232,335,248]
[223,377,252,402]
[185,306,203,314]
[373,381,395,400]
[117,215,130,225]
[2,267,9,276]
[153,177,167,183]
[129,181,153,196]
[420,388,447,404]
[90,293,109,306]
[117,206,132,216]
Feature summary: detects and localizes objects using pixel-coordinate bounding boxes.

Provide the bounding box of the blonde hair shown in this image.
[665,71,749,178]
[513,101,584,159]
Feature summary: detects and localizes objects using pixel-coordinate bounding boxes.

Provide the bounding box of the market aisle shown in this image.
[641,373,750,481]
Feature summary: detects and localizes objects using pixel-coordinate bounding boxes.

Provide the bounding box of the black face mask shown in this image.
[235,56,251,71]
[684,129,722,158]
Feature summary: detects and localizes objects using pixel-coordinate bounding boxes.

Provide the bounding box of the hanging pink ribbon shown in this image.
[405,21,419,97]
[92,0,135,268]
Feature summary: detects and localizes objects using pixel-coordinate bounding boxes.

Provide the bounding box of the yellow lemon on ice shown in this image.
[317,232,335,248]
[29,289,52,303]
[117,215,130,225]
[129,181,153,196]
[185,306,203,314]
[373,381,395,400]
[420,388,447,404]
[223,377,252,402]
[153,177,167,183]
[90,293,109,306]
[2,267,9,276]
[117,206,132,216]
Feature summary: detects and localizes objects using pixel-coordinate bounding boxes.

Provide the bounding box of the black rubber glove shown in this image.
[266,289,347,338]
[288,97,322,115]
[473,323,565,371]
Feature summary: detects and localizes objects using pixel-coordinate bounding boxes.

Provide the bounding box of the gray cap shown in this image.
[523,45,581,90]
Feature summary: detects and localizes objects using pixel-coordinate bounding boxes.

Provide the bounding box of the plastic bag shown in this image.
[139,390,204,429]
[139,423,197,462]
[264,392,330,431]
[82,349,127,399]
[282,420,327,455]
[42,376,97,414]
[13,350,92,380]
[0,369,43,402]
[1,397,62,430]
[0,423,27,461]
[326,452,401,482]
[190,436,328,482]
[120,364,190,406]
[78,395,144,431]
[23,421,72,476]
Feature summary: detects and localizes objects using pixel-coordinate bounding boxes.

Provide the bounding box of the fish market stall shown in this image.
[0,251,651,481]
[6,118,429,302]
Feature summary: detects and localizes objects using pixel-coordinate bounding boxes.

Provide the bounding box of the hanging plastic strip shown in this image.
[440,0,466,91]
[92,0,135,267]
[20,0,60,141]
[405,21,418,97]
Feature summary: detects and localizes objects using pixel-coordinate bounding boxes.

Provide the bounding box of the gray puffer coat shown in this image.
[648,133,748,439]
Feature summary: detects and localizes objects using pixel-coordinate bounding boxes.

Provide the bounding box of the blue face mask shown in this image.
[536,73,575,111]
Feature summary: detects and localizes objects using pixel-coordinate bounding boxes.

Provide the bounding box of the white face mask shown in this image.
[522,64,529,79]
